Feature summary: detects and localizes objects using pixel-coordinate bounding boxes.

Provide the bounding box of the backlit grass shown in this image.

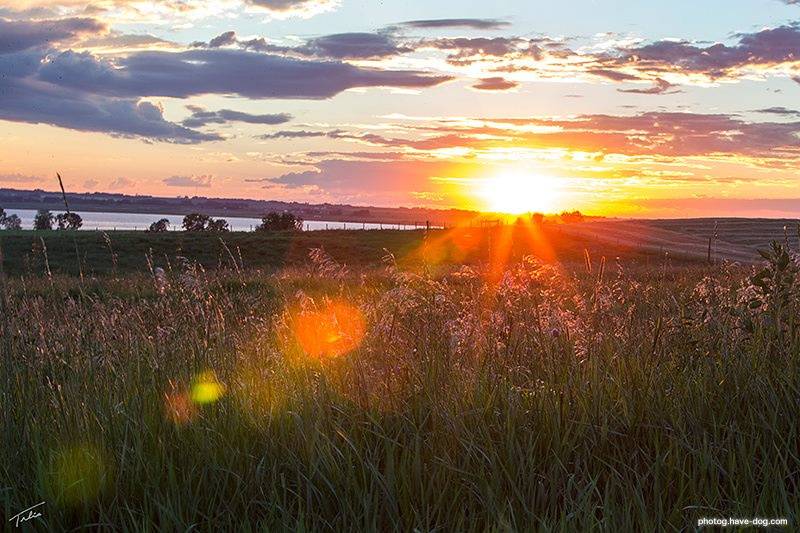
[2,248,799,530]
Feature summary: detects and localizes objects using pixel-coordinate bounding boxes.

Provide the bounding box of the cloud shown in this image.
[287,111,800,161]
[0,172,41,183]
[0,21,221,144]
[0,51,221,143]
[3,29,445,143]
[416,24,800,88]
[258,128,482,151]
[588,69,641,82]
[395,18,510,30]
[419,36,550,66]
[163,174,214,188]
[76,32,177,51]
[0,16,106,53]
[618,78,680,95]
[442,112,800,158]
[1,0,338,23]
[108,176,134,189]
[753,106,800,117]
[180,22,800,93]
[37,49,452,100]
[243,0,339,17]
[471,77,518,91]
[209,31,238,48]
[259,129,330,139]
[183,106,292,127]
[596,24,800,82]
[300,32,412,59]
[199,30,411,60]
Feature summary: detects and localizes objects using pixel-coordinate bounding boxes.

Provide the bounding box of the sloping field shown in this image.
[557,220,758,263]
[640,218,800,252]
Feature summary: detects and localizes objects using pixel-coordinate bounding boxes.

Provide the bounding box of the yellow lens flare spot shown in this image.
[478,173,562,215]
[290,300,366,359]
[190,371,226,405]
[46,444,110,507]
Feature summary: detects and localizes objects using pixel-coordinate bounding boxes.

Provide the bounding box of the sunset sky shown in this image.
[1,0,800,217]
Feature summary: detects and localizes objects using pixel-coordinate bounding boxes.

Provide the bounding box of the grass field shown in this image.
[2,224,799,530]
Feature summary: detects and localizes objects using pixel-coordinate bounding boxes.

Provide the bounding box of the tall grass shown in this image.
[2,251,799,530]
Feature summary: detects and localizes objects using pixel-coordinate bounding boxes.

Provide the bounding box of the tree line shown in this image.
[0,208,83,230]
[151,212,304,232]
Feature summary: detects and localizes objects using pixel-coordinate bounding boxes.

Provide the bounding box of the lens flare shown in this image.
[46,444,110,507]
[289,300,366,359]
[190,371,226,405]
[164,390,198,424]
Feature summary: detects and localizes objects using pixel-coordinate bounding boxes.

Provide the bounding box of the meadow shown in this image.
[0,219,746,277]
[2,226,799,530]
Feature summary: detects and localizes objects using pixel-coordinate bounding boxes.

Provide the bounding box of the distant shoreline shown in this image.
[0,201,432,226]
[3,204,438,228]
[0,188,476,227]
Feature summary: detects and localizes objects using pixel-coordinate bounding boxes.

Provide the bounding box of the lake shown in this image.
[5,209,428,232]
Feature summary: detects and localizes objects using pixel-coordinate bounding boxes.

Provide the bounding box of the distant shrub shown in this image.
[207,218,230,232]
[182,213,230,232]
[182,213,211,232]
[33,209,54,230]
[55,212,83,230]
[0,208,22,230]
[559,210,585,224]
[147,218,170,233]
[256,212,303,231]
[2,214,22,230]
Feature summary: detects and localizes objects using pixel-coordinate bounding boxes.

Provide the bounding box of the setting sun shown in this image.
[478,174,563,215]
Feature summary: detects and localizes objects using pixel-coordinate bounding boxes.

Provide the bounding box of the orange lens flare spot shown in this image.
[291,300,366,359]
[164,391,198,424]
